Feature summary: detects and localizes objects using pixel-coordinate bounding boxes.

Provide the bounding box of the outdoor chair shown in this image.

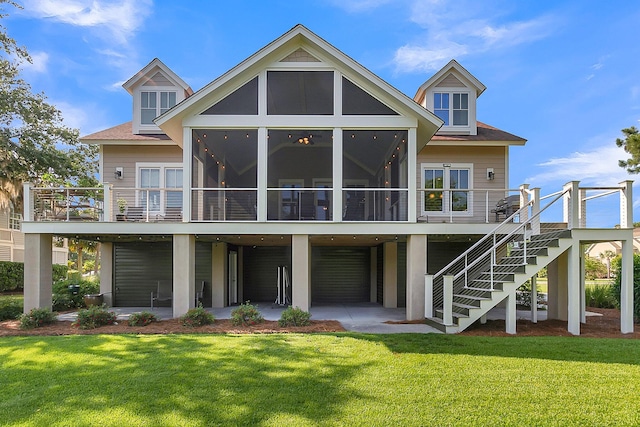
[491,195,520,222]
[160,207,182,222]
[151,280,173,309]
[126,206,145,222]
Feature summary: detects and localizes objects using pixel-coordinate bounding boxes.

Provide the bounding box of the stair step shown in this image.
[454,294,490,301]
[435,309,468,320]
[463,286,499,292]
[452,302,479,310]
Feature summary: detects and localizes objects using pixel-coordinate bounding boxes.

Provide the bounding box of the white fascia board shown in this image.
[123,58,192,95]
[414,59,487,101]
[156,25,442,146]
[427,140,527,147]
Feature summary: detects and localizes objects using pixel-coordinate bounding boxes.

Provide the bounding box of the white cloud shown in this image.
[19,51,49,73]
[54,100,107,135]
[329,0,395,13]
[21,0,152,46]
[393,0,556,72]
[524,145,632,187]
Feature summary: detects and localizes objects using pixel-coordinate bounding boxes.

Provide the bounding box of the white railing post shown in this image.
[103,183,112,222]
[519,184,529,223]
[425,275,433,318]
[579,188,587,228]
[619,180,634,229]
[563,181,580,229]
[443,275,454,326]
[530,187,541,236]
[23,182,33,221]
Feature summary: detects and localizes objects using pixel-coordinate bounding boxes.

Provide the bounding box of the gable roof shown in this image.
[429,121,526,145]
[413,59,486,106]
[122,58,193,96]
[155,24,443,148]
[80,122,173,145]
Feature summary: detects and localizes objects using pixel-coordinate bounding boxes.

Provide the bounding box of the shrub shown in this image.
[128,311,159,327]
[181,306,215,327]
[52,279,100,310]
[73,305,116,329]
[278,306,311,327]
[0,297,23,321]
[611,254,640,321]
[0,262,68,292]
[585,284,617,309]
[516,280,547,309]
[20,308,56,329]
[231,301,264,326]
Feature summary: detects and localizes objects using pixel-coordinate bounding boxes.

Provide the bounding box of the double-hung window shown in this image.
[141,91,177,124]
[433,92,469,127]
[421,164,472,215]
[137,163,183,213]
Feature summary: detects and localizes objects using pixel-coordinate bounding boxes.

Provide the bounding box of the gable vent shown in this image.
[280,48,321,63]
[142,72,173,87]
[436,74,465,88]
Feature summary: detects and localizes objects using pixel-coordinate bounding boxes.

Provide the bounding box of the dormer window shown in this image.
[141,91,176,124]
[434,92,468,126]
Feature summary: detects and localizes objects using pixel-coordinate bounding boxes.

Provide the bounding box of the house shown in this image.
[0,204,67,265]
[21,25,634,335]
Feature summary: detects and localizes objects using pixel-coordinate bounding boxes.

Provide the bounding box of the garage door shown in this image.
[243,246,290,302]
[312,246,370,304]
[114,242,172,307]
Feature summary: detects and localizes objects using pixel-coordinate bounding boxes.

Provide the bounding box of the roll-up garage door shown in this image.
[312,246,370,304]
[243,246,290,302]
[114,242,172,307]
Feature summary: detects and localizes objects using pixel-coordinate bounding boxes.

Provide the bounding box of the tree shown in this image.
[616,126,640,174]
[584,256,607,280]
[0,1,97,211]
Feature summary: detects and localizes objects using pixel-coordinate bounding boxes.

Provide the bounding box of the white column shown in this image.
[23,233,53,312]
[505,291,516,334]
[580,245,586,323]
[443,275,453,326]
[621,237,634,334]
[291,234,310,311]
[173,234,195,317]
[383,242,398,308]
[182,127,192,222]
[407,127,418,223]
[100,242,113,306]
[333,128,343,222]
[23,182,33,221]
[257,127,268,222]
[212,242,227,307]
[103,183,113,222]
[530,187,541,236]
[406,234,427,320]
[567,243,581,335]
[425,275,433,318]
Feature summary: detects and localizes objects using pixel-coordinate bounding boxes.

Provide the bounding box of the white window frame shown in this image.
[134,86,178,133]
[136,163,183,214]
[420,163,473,217]
[427,87,475,135]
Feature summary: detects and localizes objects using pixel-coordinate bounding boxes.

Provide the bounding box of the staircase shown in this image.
[424,188,578,333]
[425,229,573,333]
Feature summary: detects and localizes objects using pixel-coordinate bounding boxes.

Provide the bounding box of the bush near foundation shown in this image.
[278,306,311,327]
[128,311,159,327]
[20,308,56,329]
[73,305,116,329]
[611,254,640,322]
[181,306,215,327]
[231,301,264,326]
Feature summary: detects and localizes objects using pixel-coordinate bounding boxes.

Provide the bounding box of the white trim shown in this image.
[420,162,474,217]
[427,88,476,135]
[135,162,183,214]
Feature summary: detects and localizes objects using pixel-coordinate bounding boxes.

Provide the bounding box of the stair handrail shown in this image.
[427,188,569,316]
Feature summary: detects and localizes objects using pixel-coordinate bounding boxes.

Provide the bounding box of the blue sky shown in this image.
[4,0,640,225]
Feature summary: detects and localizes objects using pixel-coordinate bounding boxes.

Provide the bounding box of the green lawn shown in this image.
[1,334,640,426]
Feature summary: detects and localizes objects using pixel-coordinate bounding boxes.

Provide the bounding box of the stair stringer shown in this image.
[449,234,574,333]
